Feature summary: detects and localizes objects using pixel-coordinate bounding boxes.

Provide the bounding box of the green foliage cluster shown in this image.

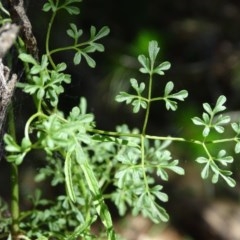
[1,0,240,239]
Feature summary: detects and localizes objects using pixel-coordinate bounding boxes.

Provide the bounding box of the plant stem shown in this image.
[11,163,19,237]
[142,73,153,134]
[45,0,59,69]
[140,71,154,197]
[8,105,20,238]
[89,128,141,138]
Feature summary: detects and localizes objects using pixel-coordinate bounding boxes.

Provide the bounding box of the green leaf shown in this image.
[170,90,188,101]
[56,62,67,72]
[192,96,230,137]
[164,81,174,96]
[21,137,32,151]
[165,99,177,111]
[202,113,210,123]
[231,122,240,134]
[154,61,171,75]
[133,192,169,223]
[196,156,208,164]
[93,42,105,52]
[203,103,213,116]
[163,82,187,110]
[212,172,219,183]
[90,26,96,38]
[214,115,230,125]
[214,125,224,133]
[235,142,240,153]
[64,6,80,15]
[163,83,188,110]
[138,55,150,74]
[80,160,115,233]
[92,26,110,41]
[192,117,205,126]
[64,151,76,203]
[139,82,145,93]
[4,134,21,152]
[82,53,96,68]
[67,215,97,240]
[70,107,80,118]
[19,53,38,65]
[42,0,57,12]
[67,23,83,40]
[37,88,45,99]
[41,55,49,69]
[148,40,159,65]
[201,162,210,179]
[6,153,26,165]
[166,160,185,175]
[203,126,210,137]
[73,51,82,65]
[66,29,75,39]
[83,45,96,53]
[217,149,227,158]
[74,143,86,165]
[132,99,147,113]
[18,83,40,95]
[115,92,135,104]
[156,168,168,180]
[130,78,145,94]
[130,78,138,91]
[79,97,87,114]
[42,2,53,12]
[222,175,236,187]
[214,95,227,113]
[30,65,42,74]
[150,185,168,202]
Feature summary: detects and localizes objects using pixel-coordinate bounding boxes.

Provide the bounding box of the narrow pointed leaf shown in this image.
[64,152,76,203]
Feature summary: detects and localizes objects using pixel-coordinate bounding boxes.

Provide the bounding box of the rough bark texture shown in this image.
[9,0,38,59]
[0,0,39,136]
[0,23,19,134]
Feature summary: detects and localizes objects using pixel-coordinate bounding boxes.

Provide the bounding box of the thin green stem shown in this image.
[142,73,153,134]
[201,142,213,160]
[150,97,164,102]
[90,128,238,146]
[140,70,156,196]
[8,105,20,238]
[89,128,141,139]
[0,2,10,16]
[49,46,78,55]
[90,128,188,142]
[49,42,91,55]
[10,163,19,238]
[24,112,46,139]
[141,135,150,192]
[206,137,238,144]
[45,0,59,69]
[145,134,186,142]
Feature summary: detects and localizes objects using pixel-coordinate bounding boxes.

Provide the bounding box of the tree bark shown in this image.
[0,23,19,135]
